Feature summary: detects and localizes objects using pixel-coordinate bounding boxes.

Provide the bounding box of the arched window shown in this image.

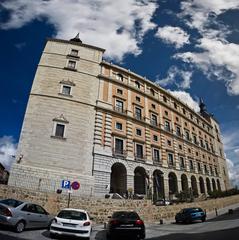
[116,73,123,81]
[135,81,140,89]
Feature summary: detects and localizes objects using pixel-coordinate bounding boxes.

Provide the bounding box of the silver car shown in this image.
[0,198,53,233]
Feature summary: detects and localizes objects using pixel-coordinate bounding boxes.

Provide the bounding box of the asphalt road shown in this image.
[0,208,239,240]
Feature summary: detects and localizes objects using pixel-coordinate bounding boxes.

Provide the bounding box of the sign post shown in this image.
[61,180,80,208]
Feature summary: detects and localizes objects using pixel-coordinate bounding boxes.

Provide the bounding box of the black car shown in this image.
[106,211,145,239]
[175,207,206,224]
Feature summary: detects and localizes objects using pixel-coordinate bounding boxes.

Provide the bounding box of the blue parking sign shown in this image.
[61,180,71,189]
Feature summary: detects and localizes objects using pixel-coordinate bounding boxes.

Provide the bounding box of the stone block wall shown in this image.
[1,185,239,223]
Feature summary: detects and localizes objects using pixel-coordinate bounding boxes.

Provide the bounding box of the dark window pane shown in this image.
[55,124,65,137]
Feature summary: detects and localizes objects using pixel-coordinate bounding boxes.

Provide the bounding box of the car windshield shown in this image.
[112,211,139,220]
[0,199,23,208]
[57,210,87,220]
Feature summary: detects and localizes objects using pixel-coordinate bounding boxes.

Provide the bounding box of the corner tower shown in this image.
[8,36,105,194]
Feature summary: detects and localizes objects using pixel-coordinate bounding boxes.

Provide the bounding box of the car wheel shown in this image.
[15,221,25,233]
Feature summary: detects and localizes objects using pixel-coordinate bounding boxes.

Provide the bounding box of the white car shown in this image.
[49,208,92,239]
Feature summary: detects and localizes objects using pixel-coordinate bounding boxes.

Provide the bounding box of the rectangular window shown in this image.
[115,138,124,154]
[168,153,174,166]
[204,164,208,174]
[135,107,142,120]
[115,100,124,113]
[153,149,160,162]
[193,135,197,144]
[210,166,213,175]
[136,128,142,136]
[164,121,170,131]
[115,122,122,130]
[185,130,190,141]
[55,124,65,138]
[135,144,143,159]
[197,162,201,171]
[167,140,171,146]
[136,96,141,102]
[62,85,71,95]
[153,135,158,141]
[67,60,76,69]
[70,49,78,56]
[151,114,157,126]
[117,89,123,95]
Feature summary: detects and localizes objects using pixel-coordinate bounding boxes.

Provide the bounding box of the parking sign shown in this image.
[61,180,71,189]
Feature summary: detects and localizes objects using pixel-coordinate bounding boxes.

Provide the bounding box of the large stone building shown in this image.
[8,36,230,199]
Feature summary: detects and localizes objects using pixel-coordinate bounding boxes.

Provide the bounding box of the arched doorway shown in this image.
[110,163,127,196]
[153,170,164,201]
[168,172,178,197]
[217,179,221,191]
[191,176,198,197]
[181,174,188,191]
[206,178,211,193]
[199,177,205,194]
[212,178,217,191]
[134,167,146,194]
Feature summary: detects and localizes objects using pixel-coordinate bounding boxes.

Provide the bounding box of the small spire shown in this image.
[70,33,82,43]
[199,97,206,113]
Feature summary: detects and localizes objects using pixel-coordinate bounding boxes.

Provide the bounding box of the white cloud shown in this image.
[167,90,200,112]
[180,0,239,33]
[236,105,239,110]
[155,26,190,48]
[175,38,239,95]
[156,66,192,89]
[0,136,17,171]
[175,1,239,95]
[226,158,239,187]
[0,0,158,61]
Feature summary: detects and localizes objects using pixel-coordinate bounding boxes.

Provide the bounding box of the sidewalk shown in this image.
[153,201,239,224]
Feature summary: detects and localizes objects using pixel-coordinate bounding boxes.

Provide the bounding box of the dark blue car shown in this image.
[175,207,206,224]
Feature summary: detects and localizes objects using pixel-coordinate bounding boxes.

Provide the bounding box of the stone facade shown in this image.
[8,37,230,199]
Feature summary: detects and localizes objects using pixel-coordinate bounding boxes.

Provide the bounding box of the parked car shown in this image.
[0,198,53,233]
[106,211,145,239]
[175,207,206,224]
[49,208,92,239]
[154,199,172,206]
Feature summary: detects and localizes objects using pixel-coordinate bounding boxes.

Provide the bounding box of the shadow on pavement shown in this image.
[207,208,239,222]
[146,226,239,240]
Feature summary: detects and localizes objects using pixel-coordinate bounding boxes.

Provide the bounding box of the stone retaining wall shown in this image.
[1,184,239,223]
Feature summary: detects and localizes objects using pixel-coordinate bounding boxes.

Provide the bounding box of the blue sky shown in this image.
[0,0,239,185]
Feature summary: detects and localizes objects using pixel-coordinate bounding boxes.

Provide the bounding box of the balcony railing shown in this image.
[168,162,176,169]
[135,154,146,161]
[112,148,127,158]
[114,106,127,114]
[180,165,186,170]
[134,114,143,121]
[150,120,158,127]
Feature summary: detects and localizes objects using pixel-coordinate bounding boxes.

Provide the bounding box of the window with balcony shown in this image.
[164,120,170,132]
[193,135,197,144]
[115,122,122,130]
[185,130,190,141]
[168,153,174,167]
[135,143,144,159]
[197,162,201,172]
[135,107,142,120]
[176,126,181,136]
[114,138,125,157]
[215,167,218,176]
[180,157,185,169]
[189,160,194,170]
[151,114,157,126]
[115,99,124,113]
[153,148,160,162]
[174,102,177,109]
